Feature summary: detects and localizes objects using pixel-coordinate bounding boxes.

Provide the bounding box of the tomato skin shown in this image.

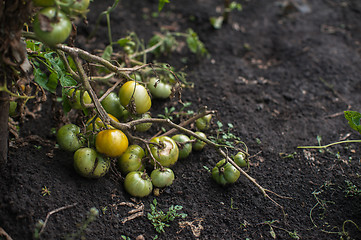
[147,77,172,99]
[117,145,145,175]
[33,8,72,46]
[150,136,179,167]
[101,92,126,120]
[86,114,119,132]
[68,89,92,110]
[95,129,129,157]
[191,132,207,151]
[124,171,153,197]
[73,148,110,178]
[33,0,55,7]
[151,168,175,188]
[171,134,192,159]
[118,81,151,114]
[233,152,248,168]
[134,113,152,132]
[57,124,85,152]
[212,159,240,185]
[196,114,212,131]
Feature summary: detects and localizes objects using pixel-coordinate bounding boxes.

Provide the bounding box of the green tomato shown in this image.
[68,89,92,110]
[101,92,126,120]
[195,114,212,131]
[57,124,85,152]
[135,113,152,132]
[147,77,172,99]
[33,7,72,46]
[117,145,145,175]
[33,0,55,7]
[150,136,179,167]
[124,171,153,197]
[171,134,192,159]
[233,152,248,168]
[9,101,17,117]
[118,81,151,114]
[151,168,175,188]
[191,132,207,151]
[73,148,110,178]
[212,159,240,185]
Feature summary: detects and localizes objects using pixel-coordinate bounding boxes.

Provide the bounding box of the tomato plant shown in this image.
[171,134,192,159]
[95,129,129,157]
[33,7,72,46]
[56,124,85,152]
[73,148,110,178]
[67,89,92,110]
[118,81,151,114]
[151,167,175,188]
[147,77,172,99]
[149,136,179,167]
[211,159,240,185]
[101,92,127,120]
[124,171,153,197]
[191,131,207,151]
[117,145,145,174]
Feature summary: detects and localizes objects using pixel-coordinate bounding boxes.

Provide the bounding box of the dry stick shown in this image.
[39,203,78,235]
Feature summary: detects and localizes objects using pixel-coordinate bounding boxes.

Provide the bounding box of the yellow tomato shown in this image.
[118,81,151,114]
[95,129,129,157]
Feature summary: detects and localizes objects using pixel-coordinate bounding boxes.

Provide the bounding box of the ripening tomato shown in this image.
[149,136,179,167]
[33,7,72,46]
[134,113,152,132]
[57,124,85,152]
[67,89,92,110]
[147,77,172,99]
[124,171,153,197]
[151,168,175,188]
[95,129,129,157]
[101,92,126,120]
[191,132,207,151]
[73,148,110,178]
[171,134,192,159]
[196,114,212,131]
[212,159,240,185]
[233,152,248,168]
[117,145,145,175]
[118,81,151,114]
[86,114,119,132]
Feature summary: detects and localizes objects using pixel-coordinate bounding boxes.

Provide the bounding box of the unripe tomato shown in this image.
[33,0,55,7]
[151,168,175,188]
[57,124,85,152]
[196,114,212,131]
[149,136,179,167]
[233,152,248,168]
[147,77,172,99]
[101,92,126,120]
[86,114,119,132]
[191,132,207,151]
[95,129,129,157]
[118,81,151,114]
[73,148,110,178]
[33,7,72,46]
[134,113,152,132]
[171,134,192,159]
[124,171,153,197]
[212,159,240,185]
[68,89,92,110]
[117,145,145,175]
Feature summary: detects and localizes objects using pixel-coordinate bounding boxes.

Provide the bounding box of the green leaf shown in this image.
[344,111,361,134]
[210,16,224,29]
[158,0,170,12]
[102,45,113,61]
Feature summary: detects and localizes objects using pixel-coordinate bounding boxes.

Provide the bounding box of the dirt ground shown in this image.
[1,0,361,239]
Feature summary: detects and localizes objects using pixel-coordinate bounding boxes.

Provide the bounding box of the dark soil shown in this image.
[1,0,361,239]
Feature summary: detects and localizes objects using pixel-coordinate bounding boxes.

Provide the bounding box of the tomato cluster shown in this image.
[32,0,90,46]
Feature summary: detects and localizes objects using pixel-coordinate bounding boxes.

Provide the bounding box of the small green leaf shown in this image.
[210,16,224,29]
[344,111,361,134]
[158,0,170,12]
[102,45,113,61]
